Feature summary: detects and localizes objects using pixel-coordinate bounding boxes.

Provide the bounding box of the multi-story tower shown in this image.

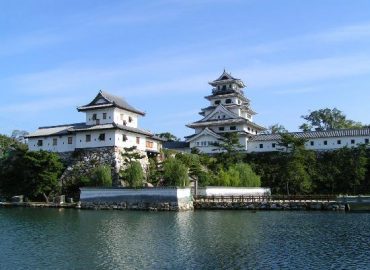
[185,70,265,153]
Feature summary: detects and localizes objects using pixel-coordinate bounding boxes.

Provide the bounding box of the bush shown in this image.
[163,158,189,187]
[121,161,144,188]
[211,163,261,187]
[90,165,112,187]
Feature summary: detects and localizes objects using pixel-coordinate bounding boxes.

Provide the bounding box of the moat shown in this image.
[1,208,369,269]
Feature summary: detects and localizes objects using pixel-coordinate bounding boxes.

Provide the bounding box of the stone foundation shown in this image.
[59,147,149,186]
[79,187,193,211]
[194,201,346,211]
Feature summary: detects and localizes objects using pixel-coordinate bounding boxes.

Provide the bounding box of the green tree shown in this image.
[299,108,363,131]
[163,158,189,187]
[0,149,64,202]
[121,161,144,188]
[214,132,243,168]
[90,165,112,187]
[155,132,179,142]
[233,163,261,187]
[121,146,145,164]
[264,124,288,134]
[278,133,307,152]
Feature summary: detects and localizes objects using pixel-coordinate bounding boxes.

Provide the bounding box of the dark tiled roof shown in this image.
[28,122,156,138]
[163,141,190,149]
[249,128,370,142]
[78,90,145,116]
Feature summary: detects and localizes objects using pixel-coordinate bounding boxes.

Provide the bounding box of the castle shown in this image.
[181,71,370,153]
[27,91,163,184]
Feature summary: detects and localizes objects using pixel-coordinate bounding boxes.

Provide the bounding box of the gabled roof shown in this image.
[249,128,370,142]
[214,70,239,81]
[196,104,239,123]
[77,90,145,116]
[26,122,161,139]
[26,123,85,138]
[185,128,223,142]
[209,70,245,88]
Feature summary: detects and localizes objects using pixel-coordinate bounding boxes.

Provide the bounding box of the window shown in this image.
[92,114,97,120]
[219,127,224,131]
[103,113,107,120]
[86,134,91,142]
[272,143,276,148]
[259,144,264,149]
[222,115,226,119]
[351,139,355,144]
[136,137,140,144]
[98,133,105,141]
[196,142,200,146]
[129,116,133,123]
[337,140,341,145]
[365,138,369,144]
[146,141,153,148]
[122,134,127,141]
[230,126,236,130]
[324,140,328,145]
[52,138,57,146]
[310,141,314,146]
[215,100,221,105]
[37,140,43,146]
[68,137,73,144]
[222,85,226,91]
[225,99,232,104]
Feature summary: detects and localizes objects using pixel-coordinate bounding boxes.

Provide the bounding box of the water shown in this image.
[0,209,369,270]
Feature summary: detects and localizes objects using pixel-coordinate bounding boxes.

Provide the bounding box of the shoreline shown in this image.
[0,201,352,212]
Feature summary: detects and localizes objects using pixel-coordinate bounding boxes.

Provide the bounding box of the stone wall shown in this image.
[59,147,149,186]
[79,187,193,211]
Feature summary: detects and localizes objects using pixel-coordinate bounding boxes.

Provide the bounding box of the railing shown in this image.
[194,195,337,203]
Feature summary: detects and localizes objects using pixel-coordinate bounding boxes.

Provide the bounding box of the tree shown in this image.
[214,132,243,167]
[299,108,363,131]
[121,146,145,164]
[233,163,261,187]
[163,158,189,187]
[0,134,27,159]
[277,133,307,152]
[11,130,29,143]
[90,165,112,187]
[155,132,179,142]
[121,161,144,188]
[0,149,64,202]
[264,124,288,134]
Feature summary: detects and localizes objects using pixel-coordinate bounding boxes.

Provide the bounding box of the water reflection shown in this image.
[0,209,369,269]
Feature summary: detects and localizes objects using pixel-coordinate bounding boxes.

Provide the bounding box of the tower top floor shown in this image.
[208,70,245,96]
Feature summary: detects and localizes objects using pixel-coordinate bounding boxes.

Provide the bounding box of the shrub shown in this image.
[90,165,112,187]
[163,158,189,187]
[122,161,144,188]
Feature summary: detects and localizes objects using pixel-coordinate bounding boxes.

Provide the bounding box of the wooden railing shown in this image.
[194,195,337,203]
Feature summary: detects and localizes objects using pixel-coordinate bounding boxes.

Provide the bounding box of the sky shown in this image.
[1,0,370,139]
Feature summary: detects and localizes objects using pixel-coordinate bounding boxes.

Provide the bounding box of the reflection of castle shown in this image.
[179,71,370,154]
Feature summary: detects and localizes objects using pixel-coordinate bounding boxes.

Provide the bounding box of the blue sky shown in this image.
[1,0,370,139]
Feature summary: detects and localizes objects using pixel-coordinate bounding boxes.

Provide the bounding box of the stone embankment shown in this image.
[78,201,193,211]
[0,201,193,211]
[194,201,347,211]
